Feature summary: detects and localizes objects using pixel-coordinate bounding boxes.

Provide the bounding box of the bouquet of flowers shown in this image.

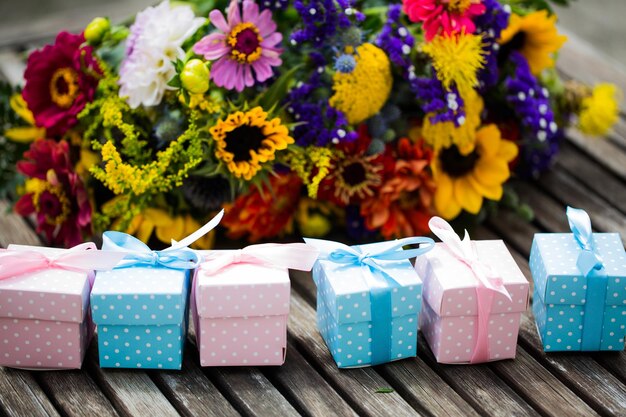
[0,0,621,248]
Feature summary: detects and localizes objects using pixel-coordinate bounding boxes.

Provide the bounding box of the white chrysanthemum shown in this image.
[119,1,205,108]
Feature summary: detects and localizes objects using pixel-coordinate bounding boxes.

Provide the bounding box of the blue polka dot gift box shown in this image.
[415,217,530,364]
[0,243,125,369]
[91,211,223,369]
[530,207,626,352]
[192,243,319,366]
[304,237,435,368]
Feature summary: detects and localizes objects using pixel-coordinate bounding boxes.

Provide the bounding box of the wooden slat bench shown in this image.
[1,28,625,417]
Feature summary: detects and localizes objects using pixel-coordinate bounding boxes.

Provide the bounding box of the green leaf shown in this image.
[375,388,395,394]
[255,64,303,110]
[168,75,181,88]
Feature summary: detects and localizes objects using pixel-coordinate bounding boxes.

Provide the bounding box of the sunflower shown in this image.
[210,106,294,181]
[499,10,567,75]
[432,124,518,219]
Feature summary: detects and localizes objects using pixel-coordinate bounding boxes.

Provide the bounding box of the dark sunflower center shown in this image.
[342,162,367,186]
[49,67,80,109]
[498,31,527,67]
[224,124,266,162]
[236,28,261,55]
[439,145,480,178]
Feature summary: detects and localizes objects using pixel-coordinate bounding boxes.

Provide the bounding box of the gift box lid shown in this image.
[0,245,91,323]
[416,240,529,317]
[313,240,423,326]
[91,266,190,326]
[194,250,290,319]
[531,233,626,306]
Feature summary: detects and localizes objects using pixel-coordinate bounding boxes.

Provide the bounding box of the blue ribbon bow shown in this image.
[566,206,607,351]
[102,210,224,270]
[308,236,435,365]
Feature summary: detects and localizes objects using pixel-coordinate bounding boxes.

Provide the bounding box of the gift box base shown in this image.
[0,317,93,369]
[317,289,418,368]
[420,299,520,364]
[197,315,287,366]
[97,323,185,369]
[533,289,625,352]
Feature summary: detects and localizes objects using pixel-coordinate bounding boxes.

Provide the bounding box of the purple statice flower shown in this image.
[505,52,560,177]
[259,0,289,11]
[413,73,466,127]
[291,0,364,47]
[375,4,416,80]
[474,0,510,90]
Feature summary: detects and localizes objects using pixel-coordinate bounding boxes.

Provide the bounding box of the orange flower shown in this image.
[222,173,302,242]
[360,138,435,239]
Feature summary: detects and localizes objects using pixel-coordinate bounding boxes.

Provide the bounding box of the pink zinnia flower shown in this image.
[193,0,282,92]
[22,32,101,137]
[403,0,486,41]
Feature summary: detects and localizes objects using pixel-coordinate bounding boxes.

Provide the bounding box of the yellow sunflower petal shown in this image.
[434,174,462,219]
[468,174,504,201]
[4,126,45,143]
[155,215,184,244]
[454,176,483,214]
[136,216,156,243]
[476,124,501,157]
[473,157,510,186]
[496,139,519,162]
[10,94,36,125]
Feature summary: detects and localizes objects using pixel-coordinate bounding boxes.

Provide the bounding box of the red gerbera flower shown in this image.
[22,31,101,137]
[403,0,486,41]
[15,139,92,247]
[360,138,436,239]
[222,173,302,242]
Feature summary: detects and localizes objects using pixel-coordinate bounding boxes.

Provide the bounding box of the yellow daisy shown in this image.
[210,106,294,181]
[578,83,622,137]
[432,124,518,219]
[499,10,567,75]
[329,43,393,125]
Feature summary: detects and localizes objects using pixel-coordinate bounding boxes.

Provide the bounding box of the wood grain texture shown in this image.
[36,371,120,417]
[0,201,42,247]
[204,367,300,417]
[85,339,181,417]
[266,342,358,417]
[489,347,599,417]
[0,368,60,417]
[150,351,240,417]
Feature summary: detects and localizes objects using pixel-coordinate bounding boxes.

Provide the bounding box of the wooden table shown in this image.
[1,29,625,417]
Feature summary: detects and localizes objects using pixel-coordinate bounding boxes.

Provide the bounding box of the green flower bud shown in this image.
[84,17,110,44]
[180,59,210,94]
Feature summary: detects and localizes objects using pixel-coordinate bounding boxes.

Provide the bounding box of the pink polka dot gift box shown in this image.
[192,243,319,366]
[415,217,530,364]
[304,237,435,368]
[0,244,125,369]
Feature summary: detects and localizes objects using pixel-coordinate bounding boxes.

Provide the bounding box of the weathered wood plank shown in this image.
[266,342,359,417]
[518,314,626,416]
[287,288,421,417]
[0,368,60,417]
[0,201,42,247]
[35,371,120,417]
[292,273,481,417]
[565,127,626,181]
[489,347,599,417]
[204,367,300,417]
[85,338,181,417]
[592,353,626,384]
[554,144,626,215]
[149,351,240,417]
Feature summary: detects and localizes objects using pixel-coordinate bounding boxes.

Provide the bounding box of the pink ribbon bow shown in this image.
[429,217,511,363]
[0,243,128,281]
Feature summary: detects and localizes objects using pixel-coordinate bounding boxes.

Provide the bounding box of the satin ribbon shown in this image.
[0,242,128,281]
[192,243,320,333]
[428,217,511,363]
[566,206,607,350]
[101,210,224,270]
[305,236,435,365]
